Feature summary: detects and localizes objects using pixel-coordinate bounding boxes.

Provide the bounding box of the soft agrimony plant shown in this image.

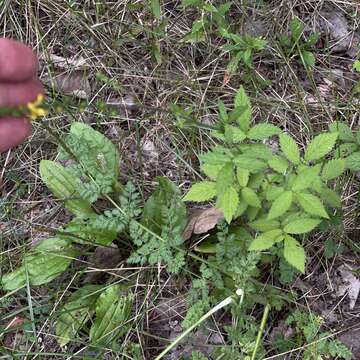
[183,86,346,274]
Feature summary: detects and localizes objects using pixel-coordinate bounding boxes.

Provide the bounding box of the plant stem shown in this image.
[154,289,244,360]
[251,303,270,360]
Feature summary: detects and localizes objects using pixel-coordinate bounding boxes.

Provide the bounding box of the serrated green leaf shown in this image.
[216,163,234,192]
[246,206,260,221]
[279,133,300,165]
[269,156,288,174]
[216,186,239,223]
[346,151,360,171]
[239,144,274,160]
[292,166,320,192]
[201,163,223,180]
[296,193,329,219]
[89,285,133,346]
[266,186,284,201]
[267,191,293,220]
[283,235,305,273]
[234,155,267,172]
[56,285,102,347]
[304,132,338,161]
[283,218,321,234]
[329,122,355,142]
[249,229,283,251]
[234,197,248,217]
[249,219,281,231]
[236,167,249,187]
[40,160,93,217]
[247,123,281,140]
[199,149,232,165]
[218,100,228,122]
[319,187,342,208]
[234,86,251,131]
[321,159,346,181]
[241,187,261,208]
[183,181,217,202]
[224,125,246,143]
[339,143,358,157]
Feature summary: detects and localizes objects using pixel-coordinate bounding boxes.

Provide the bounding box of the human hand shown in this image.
[0,38,43,153]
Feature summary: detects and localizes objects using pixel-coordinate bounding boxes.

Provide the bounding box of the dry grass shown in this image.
[1,0,360,358]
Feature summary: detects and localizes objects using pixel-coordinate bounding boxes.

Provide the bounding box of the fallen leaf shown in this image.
[47,71,91,99]
[182,207,224,240]
[41,54,89,70]
[336,265,360,310]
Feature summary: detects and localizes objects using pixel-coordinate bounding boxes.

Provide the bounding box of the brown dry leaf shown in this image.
[40,54,89,70]
[48,71,91,99]
[182,207,224,240]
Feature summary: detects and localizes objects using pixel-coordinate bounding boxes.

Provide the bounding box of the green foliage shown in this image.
[89,285,133,346]
[279,17,319,68]
[278,310,352,359]
[184,87,346,274]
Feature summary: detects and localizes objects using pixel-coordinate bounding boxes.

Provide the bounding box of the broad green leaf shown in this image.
[234,197,248,217]
[183,181,217,202]
[199,149,232,165]
[216,186,239,223]
[346,151,360,171]
[301,50,315,67]
[247,123,281,140]
[269,156,288,174]
[239,144,274,160]
[290,17,304,40]
[339,143,358,157]
[296,193,329,219]
[283,218,321,234]
[241,187,261,208]
[292,166,320,192]
[1,238,77,291]
[40,160,93,217]
[249,229,283,251]
[201,163,223,180]
[151,0,161,19]
[194,242,217,254]
[224,125,246,143]
[266,186,284,201]
[283,235,305,273]
[354,59,360,72]
[61,122,120,193]
[304,132,338,161]
[216,163,234,193]
[234,155,267,172]
[319,187,342,208]
[329,122,355,142]
[248,172,265,189]
[61,216,117,246]
[237,167,250,187]
[246,206,260,221]
[321,159,346,181]
[89,285,133,346]
[249,219,281,231]
[56,285,102,347]
[211,130,226,140]
[279,133,300,165]
[234,86,251,132]
[267,191,293,220]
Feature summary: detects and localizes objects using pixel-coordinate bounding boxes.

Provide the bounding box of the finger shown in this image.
[0,79,43,107]
[0,38,38,82]
[0,117,31,153]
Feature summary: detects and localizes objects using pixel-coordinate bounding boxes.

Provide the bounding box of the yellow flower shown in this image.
[27,94,47,121]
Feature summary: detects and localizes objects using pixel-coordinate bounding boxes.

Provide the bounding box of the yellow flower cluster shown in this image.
[27,94,47,121]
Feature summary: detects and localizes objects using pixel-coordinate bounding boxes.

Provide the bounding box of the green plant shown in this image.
[279,17,319,68]
[0,122,187,352]
[184,86,345,274]
[275,310,352,359]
